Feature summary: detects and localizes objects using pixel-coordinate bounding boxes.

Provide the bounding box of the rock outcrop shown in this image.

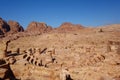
[26,22,52,34]
[57,22,83,32]
[0,18,10,35]
[0,18,24,38]
[8,20,24,34]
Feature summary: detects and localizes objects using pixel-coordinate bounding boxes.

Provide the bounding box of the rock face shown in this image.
[0,18,10,35]
[26,22,52,34]
[0,18,24,38]
[8,20,24,34]
[57,22,83,32]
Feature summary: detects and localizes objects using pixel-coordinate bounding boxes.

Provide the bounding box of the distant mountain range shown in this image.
[0,17,120,40]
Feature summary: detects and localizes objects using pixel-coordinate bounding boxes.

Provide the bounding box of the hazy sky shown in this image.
[0,0,120,28]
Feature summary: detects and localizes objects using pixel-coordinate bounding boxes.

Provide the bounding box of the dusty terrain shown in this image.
[0,23,120,80]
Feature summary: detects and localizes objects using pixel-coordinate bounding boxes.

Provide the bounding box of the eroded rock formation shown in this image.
[8,20,24,34]
[0,18,10,35]
[57,22,84,32]
[26,22,52,34]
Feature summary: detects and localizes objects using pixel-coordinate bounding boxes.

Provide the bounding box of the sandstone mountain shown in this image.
[57,22,84,32]
[0,17,85,38]
[8,20,24,34]
[0,18,24,38]
[26,22,52,34]
[0,18,10,35]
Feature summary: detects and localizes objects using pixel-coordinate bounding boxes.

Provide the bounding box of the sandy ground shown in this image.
[0,24,120,80]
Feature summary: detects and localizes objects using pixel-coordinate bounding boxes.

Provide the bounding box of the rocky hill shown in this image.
[0,17,85,40]
[26,22,52,34]
[8,20,24,34]
[0,18,10,36]
[56,22,84,32]
[0,18,24,37]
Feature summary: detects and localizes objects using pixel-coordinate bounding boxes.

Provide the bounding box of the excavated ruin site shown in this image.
[0,18,120,80]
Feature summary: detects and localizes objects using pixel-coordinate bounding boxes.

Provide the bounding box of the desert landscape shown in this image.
[0,17,120,80]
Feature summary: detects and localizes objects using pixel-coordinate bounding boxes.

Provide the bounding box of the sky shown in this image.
[0,0,120,28]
